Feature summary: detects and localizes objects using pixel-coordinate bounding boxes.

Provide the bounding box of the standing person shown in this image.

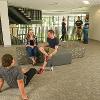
[0,54,37,100]
[83,15,89,44]
[60,17,67,41]
[75,16,83,41]
[38,30,59,74]
[25,29,38,65]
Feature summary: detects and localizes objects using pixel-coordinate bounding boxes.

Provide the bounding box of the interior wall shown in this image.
[89,5,100,41]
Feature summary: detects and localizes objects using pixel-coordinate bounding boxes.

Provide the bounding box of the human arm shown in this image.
[26,44,34,48]
[39,46,48,56]
[49,46,58,58]
[75,22,77,29]
[17,67,28,100]
[0,79,4,92]
[81,20,83,28]
[17,79,28,100]
[25,36,35,48]
[39,43,49,56]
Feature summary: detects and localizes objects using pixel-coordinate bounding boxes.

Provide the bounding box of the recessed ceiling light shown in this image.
[83,0,90,4]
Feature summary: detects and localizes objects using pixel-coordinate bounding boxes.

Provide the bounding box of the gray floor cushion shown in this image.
[16,46,72,66]
[47,51,72,67]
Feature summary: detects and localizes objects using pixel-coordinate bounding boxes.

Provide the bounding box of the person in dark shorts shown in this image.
[0,54,37,100]
[38,30,59,74]
[75,16,83,40]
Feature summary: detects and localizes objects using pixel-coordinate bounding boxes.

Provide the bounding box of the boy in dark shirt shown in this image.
[38,30,59,74]
[75,16,83,40]
[0,54,37,100]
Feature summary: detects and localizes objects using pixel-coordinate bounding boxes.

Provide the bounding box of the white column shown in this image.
[0,1,11,46]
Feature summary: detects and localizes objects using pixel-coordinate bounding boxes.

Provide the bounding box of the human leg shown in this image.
[24,68,37,86]
[39,47,48,57]
[77,28,82,40]
[26,47,36,65]
[85,30,88,43]
[38,47,54,74]
[37,47,49,74]
[26,47,33,57]
[83,29,88,44]
[31,47,38,65]
[61,34,65,41]
[21,68,30,73]
[41,47,54,67]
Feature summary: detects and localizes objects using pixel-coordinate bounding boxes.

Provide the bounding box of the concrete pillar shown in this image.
[89,5,100,41]
[0,0,11,46]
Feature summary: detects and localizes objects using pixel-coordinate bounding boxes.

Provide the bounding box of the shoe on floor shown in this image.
[37,68,45,74]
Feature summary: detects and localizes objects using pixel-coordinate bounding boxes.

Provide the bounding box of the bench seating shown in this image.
[16,46,72,66]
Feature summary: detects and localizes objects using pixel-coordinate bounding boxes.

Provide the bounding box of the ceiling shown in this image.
[1,0,100,13]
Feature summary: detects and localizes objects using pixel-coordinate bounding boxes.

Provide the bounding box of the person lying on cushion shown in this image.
[0,54,37,100]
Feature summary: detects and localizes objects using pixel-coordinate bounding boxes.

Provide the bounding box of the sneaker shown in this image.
[50,66,53,71]
[37,68,45,74]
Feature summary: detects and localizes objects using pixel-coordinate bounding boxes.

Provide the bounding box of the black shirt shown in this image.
[47,37,59,49]
[75,20,83,28]
[30,40,34,46]
[62,22,66,33]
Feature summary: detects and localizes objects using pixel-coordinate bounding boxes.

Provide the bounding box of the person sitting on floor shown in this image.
[0,54,37,100]
[38,29,59,74]
[25,29,38,65]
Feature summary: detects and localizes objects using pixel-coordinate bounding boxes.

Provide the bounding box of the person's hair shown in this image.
[48,30,54,34]
[85,14,89,20]
[78,16,80,19]
[28,29,33,33]
[62,16,65,21]
[1,54,13,67]
[26,29,35,40]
